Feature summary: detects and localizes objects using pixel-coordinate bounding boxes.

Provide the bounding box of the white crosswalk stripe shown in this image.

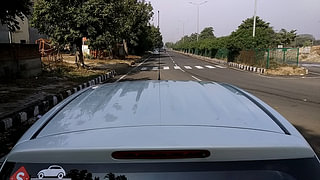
[152,67,159,71]
[205,65,216,69]
[184,66,192,69]
[195,66,204,69]
[141,67,148,71]
[174,66,181,69]
[215,65,226,69]
[163,66,170,70]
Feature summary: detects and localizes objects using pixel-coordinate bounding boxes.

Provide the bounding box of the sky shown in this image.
[147,0,320,43]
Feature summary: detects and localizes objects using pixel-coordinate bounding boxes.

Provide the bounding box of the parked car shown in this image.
[0,81,319,180]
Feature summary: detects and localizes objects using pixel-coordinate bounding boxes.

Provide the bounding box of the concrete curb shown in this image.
[0,70,116,132]
[228,62,266,74]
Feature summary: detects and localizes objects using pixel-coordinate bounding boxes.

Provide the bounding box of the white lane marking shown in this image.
[141,67,148,71]
[152,67,159,71]
[180,68,186,72]
[174,66,181,69]
[184,66,192,69]
[116,57,150,82]
[205,65,216,69]
[215,65,226,69]
[191,76,202,81]
[163,66,170,70]
[195,66,204,69]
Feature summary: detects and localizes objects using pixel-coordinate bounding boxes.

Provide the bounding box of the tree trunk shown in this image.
[75,40,85,68]
[78,45,85,67]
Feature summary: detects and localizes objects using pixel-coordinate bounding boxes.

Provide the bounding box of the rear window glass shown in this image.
[1,158,320,180]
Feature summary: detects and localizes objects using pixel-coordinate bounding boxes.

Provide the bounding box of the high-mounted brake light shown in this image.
[112,150,210,159]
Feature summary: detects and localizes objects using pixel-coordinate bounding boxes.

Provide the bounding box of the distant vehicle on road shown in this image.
[0,81,319,180]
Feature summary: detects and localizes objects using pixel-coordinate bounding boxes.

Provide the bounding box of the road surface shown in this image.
[114,51,320,156]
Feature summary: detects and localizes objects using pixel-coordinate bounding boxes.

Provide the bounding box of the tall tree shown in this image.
[0,0,31,31]
[274,29,297,47]
[228,16,275,50]
[32,0,157,62]
[32,0,90,67]
[199,27,215,40]
[296,34,315,47]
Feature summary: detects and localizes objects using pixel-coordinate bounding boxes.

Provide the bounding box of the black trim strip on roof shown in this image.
[220,83,291,135]
[30,88,92,140]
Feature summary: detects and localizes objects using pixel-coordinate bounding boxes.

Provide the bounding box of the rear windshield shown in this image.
[1,158,320,180]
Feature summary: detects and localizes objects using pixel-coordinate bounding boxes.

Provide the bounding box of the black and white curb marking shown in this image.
[0,70,116,132]
[228,62,266,74]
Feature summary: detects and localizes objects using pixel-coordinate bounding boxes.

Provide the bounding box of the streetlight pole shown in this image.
[157,10,160,29]
[253,0,257,37]
[189,1,208,41]
[183,22,185,43]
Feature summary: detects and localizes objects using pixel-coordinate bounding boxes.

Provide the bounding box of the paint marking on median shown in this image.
[191,76,202,81]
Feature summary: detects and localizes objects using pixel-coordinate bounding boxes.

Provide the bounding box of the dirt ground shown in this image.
[300,46,320,62]
[0,54,141,159]
[266,66,307,76]
[0,54,140,118]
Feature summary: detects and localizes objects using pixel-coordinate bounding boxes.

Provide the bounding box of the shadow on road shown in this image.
[294,124,320,158]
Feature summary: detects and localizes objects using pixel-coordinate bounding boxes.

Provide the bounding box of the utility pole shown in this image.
[183,22,185,43]
[189,1,208,41]
[253,0,257,37]
[158,10,160,29]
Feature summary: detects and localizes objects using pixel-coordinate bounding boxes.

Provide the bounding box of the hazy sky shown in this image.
[148,0,320,43]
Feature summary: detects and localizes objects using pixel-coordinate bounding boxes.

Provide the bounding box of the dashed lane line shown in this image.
[163,66,170,70]
[195,66,204,69]
[205,65,216,69]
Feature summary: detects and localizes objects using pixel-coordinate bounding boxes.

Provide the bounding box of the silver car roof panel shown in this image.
[35,81,286,138]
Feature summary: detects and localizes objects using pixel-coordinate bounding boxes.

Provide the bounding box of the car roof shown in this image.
[8,81,314,163]
[35,80,287,138]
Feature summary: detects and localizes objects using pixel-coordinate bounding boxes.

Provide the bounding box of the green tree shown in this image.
[296,34,315,47]
[165,42,174,48]
[228,16,275,50]
[199,27,215,40]
[32,0,157,65]
[0,0,31,31]
[32,0,91,67]
[274,29,297,47]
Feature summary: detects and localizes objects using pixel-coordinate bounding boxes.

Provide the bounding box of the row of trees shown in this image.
[167,16,317,59]
[1,0,163,67]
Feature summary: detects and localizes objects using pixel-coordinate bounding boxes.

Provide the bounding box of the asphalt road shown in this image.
[116,51,320,157]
